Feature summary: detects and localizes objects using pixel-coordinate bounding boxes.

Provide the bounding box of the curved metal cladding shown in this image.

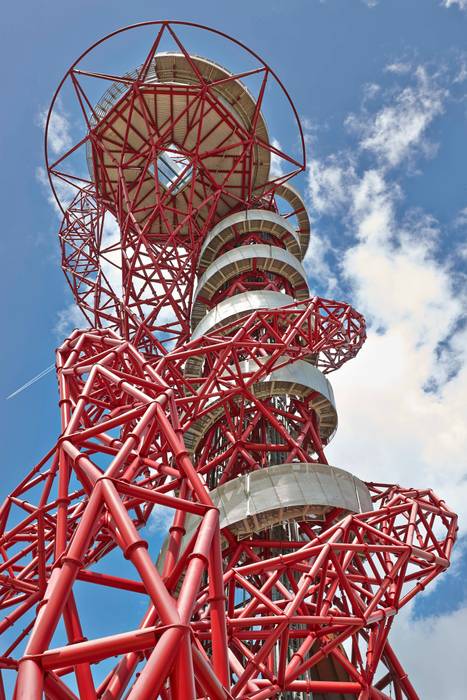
[0,22,457,700]
[185,203,342,484]
[182,161,368,698]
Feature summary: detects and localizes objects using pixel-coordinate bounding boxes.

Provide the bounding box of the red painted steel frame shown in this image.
[0,20,457,700]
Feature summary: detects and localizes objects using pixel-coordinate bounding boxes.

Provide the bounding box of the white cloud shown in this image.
[389,601,467,699]
[307,153,358,216]
[54,302,89,339]
[307,63,467,531]
[35,165,77,215]
[35,102,121,335]
[270,137,286,178]
[35,99,81,214]
[306,57,467,693]
[319,161,467,526]
[454,206,467,228]
[36,164,92,336]
[99,211,123,301]
[454,60,467,83]
[319,163,467,524]
[442,0,467,10]
[302,229,338,295]
[149,504,174,534]
[346,66,445,168]
[36,100,73,157]
[350,168,397,243]
[362,82,381,102]
[385,61,412,75]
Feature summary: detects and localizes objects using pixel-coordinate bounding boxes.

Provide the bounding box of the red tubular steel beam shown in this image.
[0,19,456,700]
[39,626,163,669]
[76,569,147,593]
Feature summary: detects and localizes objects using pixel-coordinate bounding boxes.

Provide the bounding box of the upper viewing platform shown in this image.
[46,21,310,348]
[86,53,272,235]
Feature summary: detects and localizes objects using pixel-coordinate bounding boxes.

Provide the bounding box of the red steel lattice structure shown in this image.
[0,21,458,700]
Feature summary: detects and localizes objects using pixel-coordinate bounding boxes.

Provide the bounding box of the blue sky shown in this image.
[1,1,467,697]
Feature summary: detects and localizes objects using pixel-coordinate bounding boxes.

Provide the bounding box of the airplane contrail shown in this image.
[6,363,55,400]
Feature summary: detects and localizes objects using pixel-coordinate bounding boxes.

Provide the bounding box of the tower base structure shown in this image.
[0,327,457,699]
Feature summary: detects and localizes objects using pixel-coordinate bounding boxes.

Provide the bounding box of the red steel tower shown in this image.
[0,21,457,700]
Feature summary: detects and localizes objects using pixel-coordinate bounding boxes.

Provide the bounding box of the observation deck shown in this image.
[88,53,272,237]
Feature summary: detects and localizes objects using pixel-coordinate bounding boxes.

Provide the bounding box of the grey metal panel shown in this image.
[183,357,337,452]
[212,463,373,537]
[87,54,270,231]
[275,181,311,256]
[90,52,268,136]
[156,463,373,571]
[191,244,309,328]
[191,290,295,340]
[198,209,302,272]
[247,358,335,407]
